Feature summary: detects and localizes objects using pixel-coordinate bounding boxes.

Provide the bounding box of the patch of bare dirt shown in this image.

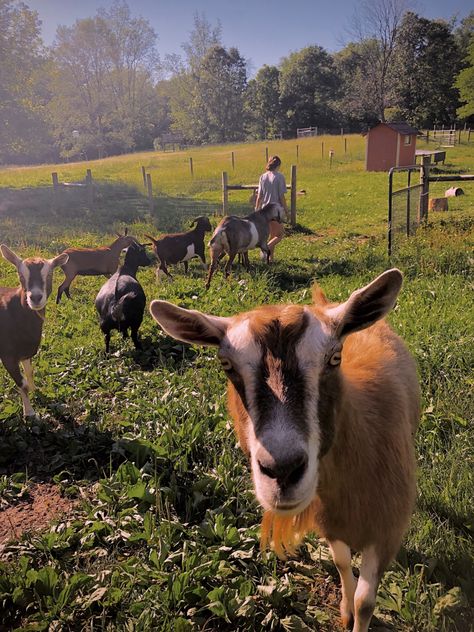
[0,482,76,548]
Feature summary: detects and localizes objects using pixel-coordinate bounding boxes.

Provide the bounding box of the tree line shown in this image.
[1,0,473,165]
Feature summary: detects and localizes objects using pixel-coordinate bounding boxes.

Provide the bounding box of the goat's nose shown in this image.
[29,291,43,304]
[258,452,308,489]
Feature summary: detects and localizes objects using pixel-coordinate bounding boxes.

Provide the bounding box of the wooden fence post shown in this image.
[296,144,299,162]
[265,146,269,163]
[419,158,430,223]
[146,173,153,212]
[290,165,297,227]
[86,169,93,210]
[469,128,472,142]
[321,142,324,159]
[52,172,59,210]
[141,166,146,187]
[231,151,235,170]
[458,129,462,144]
[222,171,228,216]
[189,157,194,176]
[344,138,347,154]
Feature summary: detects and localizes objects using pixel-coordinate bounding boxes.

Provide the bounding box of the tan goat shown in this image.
[0,245,68,417]
[149,269,420,632]
[56,231,137,303]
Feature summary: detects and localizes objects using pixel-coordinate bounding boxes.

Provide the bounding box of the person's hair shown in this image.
[266,155,281,171]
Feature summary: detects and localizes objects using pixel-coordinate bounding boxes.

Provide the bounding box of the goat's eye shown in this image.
[219,357,233,371]
[328,351,342,366]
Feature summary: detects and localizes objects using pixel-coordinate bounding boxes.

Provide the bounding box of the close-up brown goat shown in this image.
[149,269,420,632]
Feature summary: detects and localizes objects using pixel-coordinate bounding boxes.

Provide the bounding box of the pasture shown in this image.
[0,135,473,631]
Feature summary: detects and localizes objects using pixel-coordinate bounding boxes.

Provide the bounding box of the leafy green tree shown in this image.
[456,40,474,120]
[192,46,247,143]
[50,1,160,159]
[279,46,340,133]
[244,65,283,139]
[0,0,54,164]
[393,12,461,126]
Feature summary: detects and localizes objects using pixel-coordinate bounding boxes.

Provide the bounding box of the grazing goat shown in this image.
[0,245,69,417]
[56,231,137,303]
[206,203,285,289]
[145,216,212,280]
[149,269,420,632]
[95,242,151,353]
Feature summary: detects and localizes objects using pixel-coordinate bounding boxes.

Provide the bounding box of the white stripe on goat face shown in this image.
[22,260,54,311]
[223,307,331,515]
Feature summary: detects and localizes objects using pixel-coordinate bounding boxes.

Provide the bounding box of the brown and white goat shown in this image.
[149,269,420,632]
[206,203,285,289]
[145,216,213,280]
[56,231,137,303]
[0,245,68,417]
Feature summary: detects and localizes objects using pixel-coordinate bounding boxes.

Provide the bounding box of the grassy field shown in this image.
[0,135,473,631]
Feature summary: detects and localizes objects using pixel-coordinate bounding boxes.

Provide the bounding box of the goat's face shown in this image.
[116,235,137,250]
[1,245,69,311]
[149,269,403,516]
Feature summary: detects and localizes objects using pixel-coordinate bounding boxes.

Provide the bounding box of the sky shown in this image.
[27,0,473,73]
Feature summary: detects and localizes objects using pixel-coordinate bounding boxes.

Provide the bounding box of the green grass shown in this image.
[0,136,473,631]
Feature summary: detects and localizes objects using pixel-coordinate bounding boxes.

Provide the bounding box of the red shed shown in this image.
[364,121,419,171]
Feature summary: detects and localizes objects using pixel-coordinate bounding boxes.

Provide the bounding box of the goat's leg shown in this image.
[157,262,173,281]
[242,252,250,270]
[259,244,271,264]
[183,261,189,274]
[328,540,357,630]
[21,359,35,392]
[56,272,76,303]
[352,546,381,632]
[205,250,220,289]
[131,327,142,350]
[2,356,35,417]
[224,252,236,278]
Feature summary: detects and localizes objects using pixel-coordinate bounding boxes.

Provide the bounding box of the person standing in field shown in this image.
[254,155,288,261]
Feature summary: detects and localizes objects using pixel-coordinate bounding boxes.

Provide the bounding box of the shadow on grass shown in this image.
[0,182,222,245]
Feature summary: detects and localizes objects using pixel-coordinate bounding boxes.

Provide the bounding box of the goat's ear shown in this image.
[150,300,229,346]
[1,244,22,269]
[327,269,403,339]
[49,252,69,268]
[312,284,329,307]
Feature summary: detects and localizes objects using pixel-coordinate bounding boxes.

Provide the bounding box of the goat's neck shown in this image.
[118,262,139,278]
[110,237,126,253]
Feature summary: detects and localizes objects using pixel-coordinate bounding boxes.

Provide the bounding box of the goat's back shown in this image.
[0,289,43,358]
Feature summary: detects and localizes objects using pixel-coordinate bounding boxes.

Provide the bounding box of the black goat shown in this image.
[145,216,212,280]
[95,242,151,353]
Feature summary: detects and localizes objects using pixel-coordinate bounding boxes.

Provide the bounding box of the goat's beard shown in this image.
[260,498,319,559]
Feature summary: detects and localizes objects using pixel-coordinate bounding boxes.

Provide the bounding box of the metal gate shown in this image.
[388,166,426,257]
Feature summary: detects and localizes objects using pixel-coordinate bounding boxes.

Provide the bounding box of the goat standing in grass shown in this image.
[145,216,212,280]
[206,203,285,289]
[0,245,68,417]
[95,242,151,353]
[149,269,420,632]
[56,230,137,303]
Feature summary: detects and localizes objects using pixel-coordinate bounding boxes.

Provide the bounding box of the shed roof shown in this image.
[363,121,419,136]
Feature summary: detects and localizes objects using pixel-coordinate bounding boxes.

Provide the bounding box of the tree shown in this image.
[279,46,340,133]
[244,65,283,139]
[347,0,411,121]
[192,46,247,143]
[0,0,54,164]
[181,12,222,70]
[392,13,461,127]
[50,0,160,159]
[456,40,474,120]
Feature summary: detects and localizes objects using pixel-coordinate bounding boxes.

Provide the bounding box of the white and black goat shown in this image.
[95,242,151,353]
[206,203,285,289]
[0,245,68,417]
[149,269,420,632]
[145,216,212,280]
[56,230,137,303]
